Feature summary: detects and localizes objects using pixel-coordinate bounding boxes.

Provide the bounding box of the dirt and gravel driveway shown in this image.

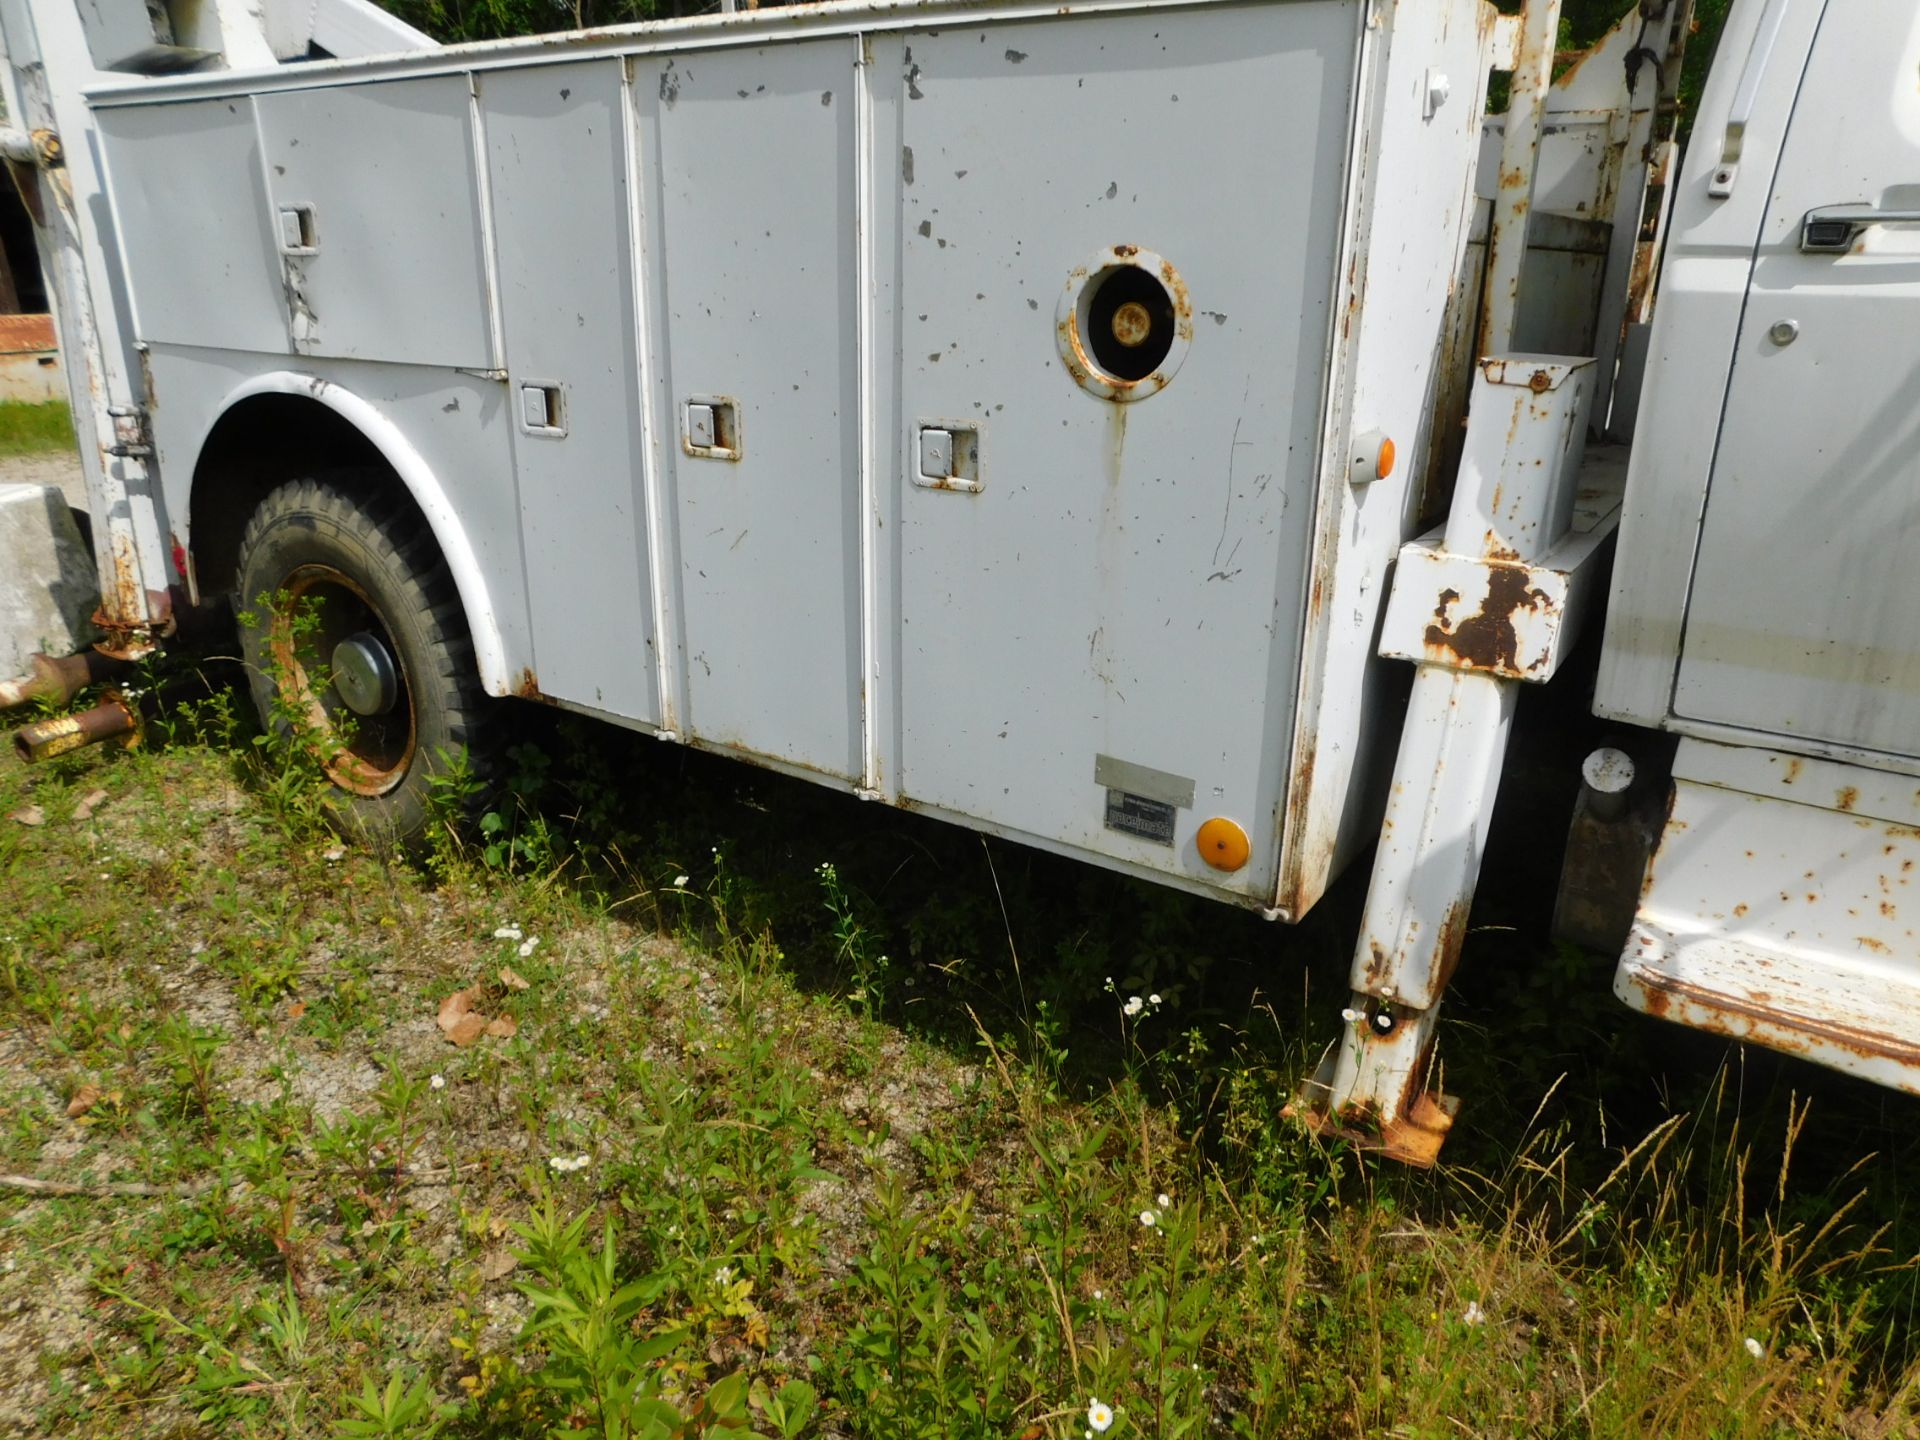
[0,451,85,515]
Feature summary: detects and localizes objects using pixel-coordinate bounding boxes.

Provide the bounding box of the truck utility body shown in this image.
[2,0,1915,1160]
[57,0,1501,919]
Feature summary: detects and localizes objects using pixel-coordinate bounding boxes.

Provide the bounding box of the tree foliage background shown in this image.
[379,0,1735,84]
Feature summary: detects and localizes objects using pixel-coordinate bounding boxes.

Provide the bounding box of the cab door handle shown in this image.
[1801,204,1920,253]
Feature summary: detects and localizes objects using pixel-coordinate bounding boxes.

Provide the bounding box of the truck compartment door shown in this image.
[481,60,660,722]
[637,40,862,779]
[891,2,1357,899]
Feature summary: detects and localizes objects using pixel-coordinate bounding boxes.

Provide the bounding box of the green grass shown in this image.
[0,398,75,459]
[0,660,1916,1437]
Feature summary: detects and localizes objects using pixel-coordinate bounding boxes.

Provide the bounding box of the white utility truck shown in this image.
[0,0,1905,1163]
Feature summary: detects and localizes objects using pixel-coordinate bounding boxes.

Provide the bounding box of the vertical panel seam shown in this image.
[623,56,683,738]
[466,73,508,371]
[854,32,881,794]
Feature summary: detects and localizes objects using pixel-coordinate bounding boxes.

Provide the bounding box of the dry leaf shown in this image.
[10,805,44,827]
[66,1083,101,1118]
[477,1248,518,1281]
[497,966,530,991]
[71,788,108,822]
[287,1000,307,1021]
[446,1012,489,1047]
[437,986,483,1036]
[484,1015,518,1039]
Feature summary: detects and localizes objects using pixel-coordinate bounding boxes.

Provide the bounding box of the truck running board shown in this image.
[1618,738,1920,1095]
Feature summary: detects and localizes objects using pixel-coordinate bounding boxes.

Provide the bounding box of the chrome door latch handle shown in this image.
[1801,204,1920,253]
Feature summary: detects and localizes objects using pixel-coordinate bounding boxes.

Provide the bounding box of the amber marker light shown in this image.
[1349,430,1395,486]
[1196,817,1251,872]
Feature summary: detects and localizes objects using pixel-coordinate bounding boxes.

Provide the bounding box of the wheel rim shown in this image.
[268,564,418,797]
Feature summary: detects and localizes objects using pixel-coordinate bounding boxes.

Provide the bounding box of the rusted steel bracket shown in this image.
[1378,482,1622,684]
[1297,355,1597,1166]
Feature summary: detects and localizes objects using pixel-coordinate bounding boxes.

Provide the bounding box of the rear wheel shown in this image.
[235,475,491,841]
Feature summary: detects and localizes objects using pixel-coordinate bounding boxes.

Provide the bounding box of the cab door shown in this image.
[1674,8,1920,759]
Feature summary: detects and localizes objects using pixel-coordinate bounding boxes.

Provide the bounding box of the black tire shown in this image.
[235,474,492,842]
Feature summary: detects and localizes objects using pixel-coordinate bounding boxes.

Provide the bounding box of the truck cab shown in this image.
[1598,0,1920,1095]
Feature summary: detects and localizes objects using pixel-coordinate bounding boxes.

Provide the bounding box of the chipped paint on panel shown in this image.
[1621,739,1920,1094]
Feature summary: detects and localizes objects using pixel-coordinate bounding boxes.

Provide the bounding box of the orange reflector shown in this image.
[1377,436,1396,479]
[1196,817,1251,872]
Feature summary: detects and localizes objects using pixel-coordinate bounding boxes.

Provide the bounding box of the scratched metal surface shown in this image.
[482,59,660,724]
[883,2,1355,900]
[1620,738,1920,1096]
[91,99,286,355]
[255,77,496,367]
[1672,8,1920,763]
[84,0,1533,912]
[640,38,864,780]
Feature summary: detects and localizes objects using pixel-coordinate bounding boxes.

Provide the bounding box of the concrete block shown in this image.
[0,483,98,680]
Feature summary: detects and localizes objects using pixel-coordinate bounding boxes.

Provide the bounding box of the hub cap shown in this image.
[331,631,400,716]
[269,564,417,796]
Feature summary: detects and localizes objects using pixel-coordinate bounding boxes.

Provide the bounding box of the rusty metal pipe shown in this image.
[0,650,132,711]
[13,697,137,763]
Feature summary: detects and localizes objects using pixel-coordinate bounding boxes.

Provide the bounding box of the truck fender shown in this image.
[198,371,511,697]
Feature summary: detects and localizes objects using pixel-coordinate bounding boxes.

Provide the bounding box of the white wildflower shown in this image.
[673,875,689,888]
[1149,993,1162,1006]
[715,1265,734,1284]
[1340,1007,1364,1023]
[1463,1301,1485,1326]
[1092,1289,1102,1300]
[1087,1400,1114,1433]
[1123,996,1145,1017]
[493,926,523,941]
[1745,1337,1764,1359]
[518,936,539,958]
[1157,1192,1171,1209]
[430,1074,446,1090]
[1139,1209,1158,1228]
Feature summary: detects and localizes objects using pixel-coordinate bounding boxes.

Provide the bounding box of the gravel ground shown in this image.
[0,450,85,515]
